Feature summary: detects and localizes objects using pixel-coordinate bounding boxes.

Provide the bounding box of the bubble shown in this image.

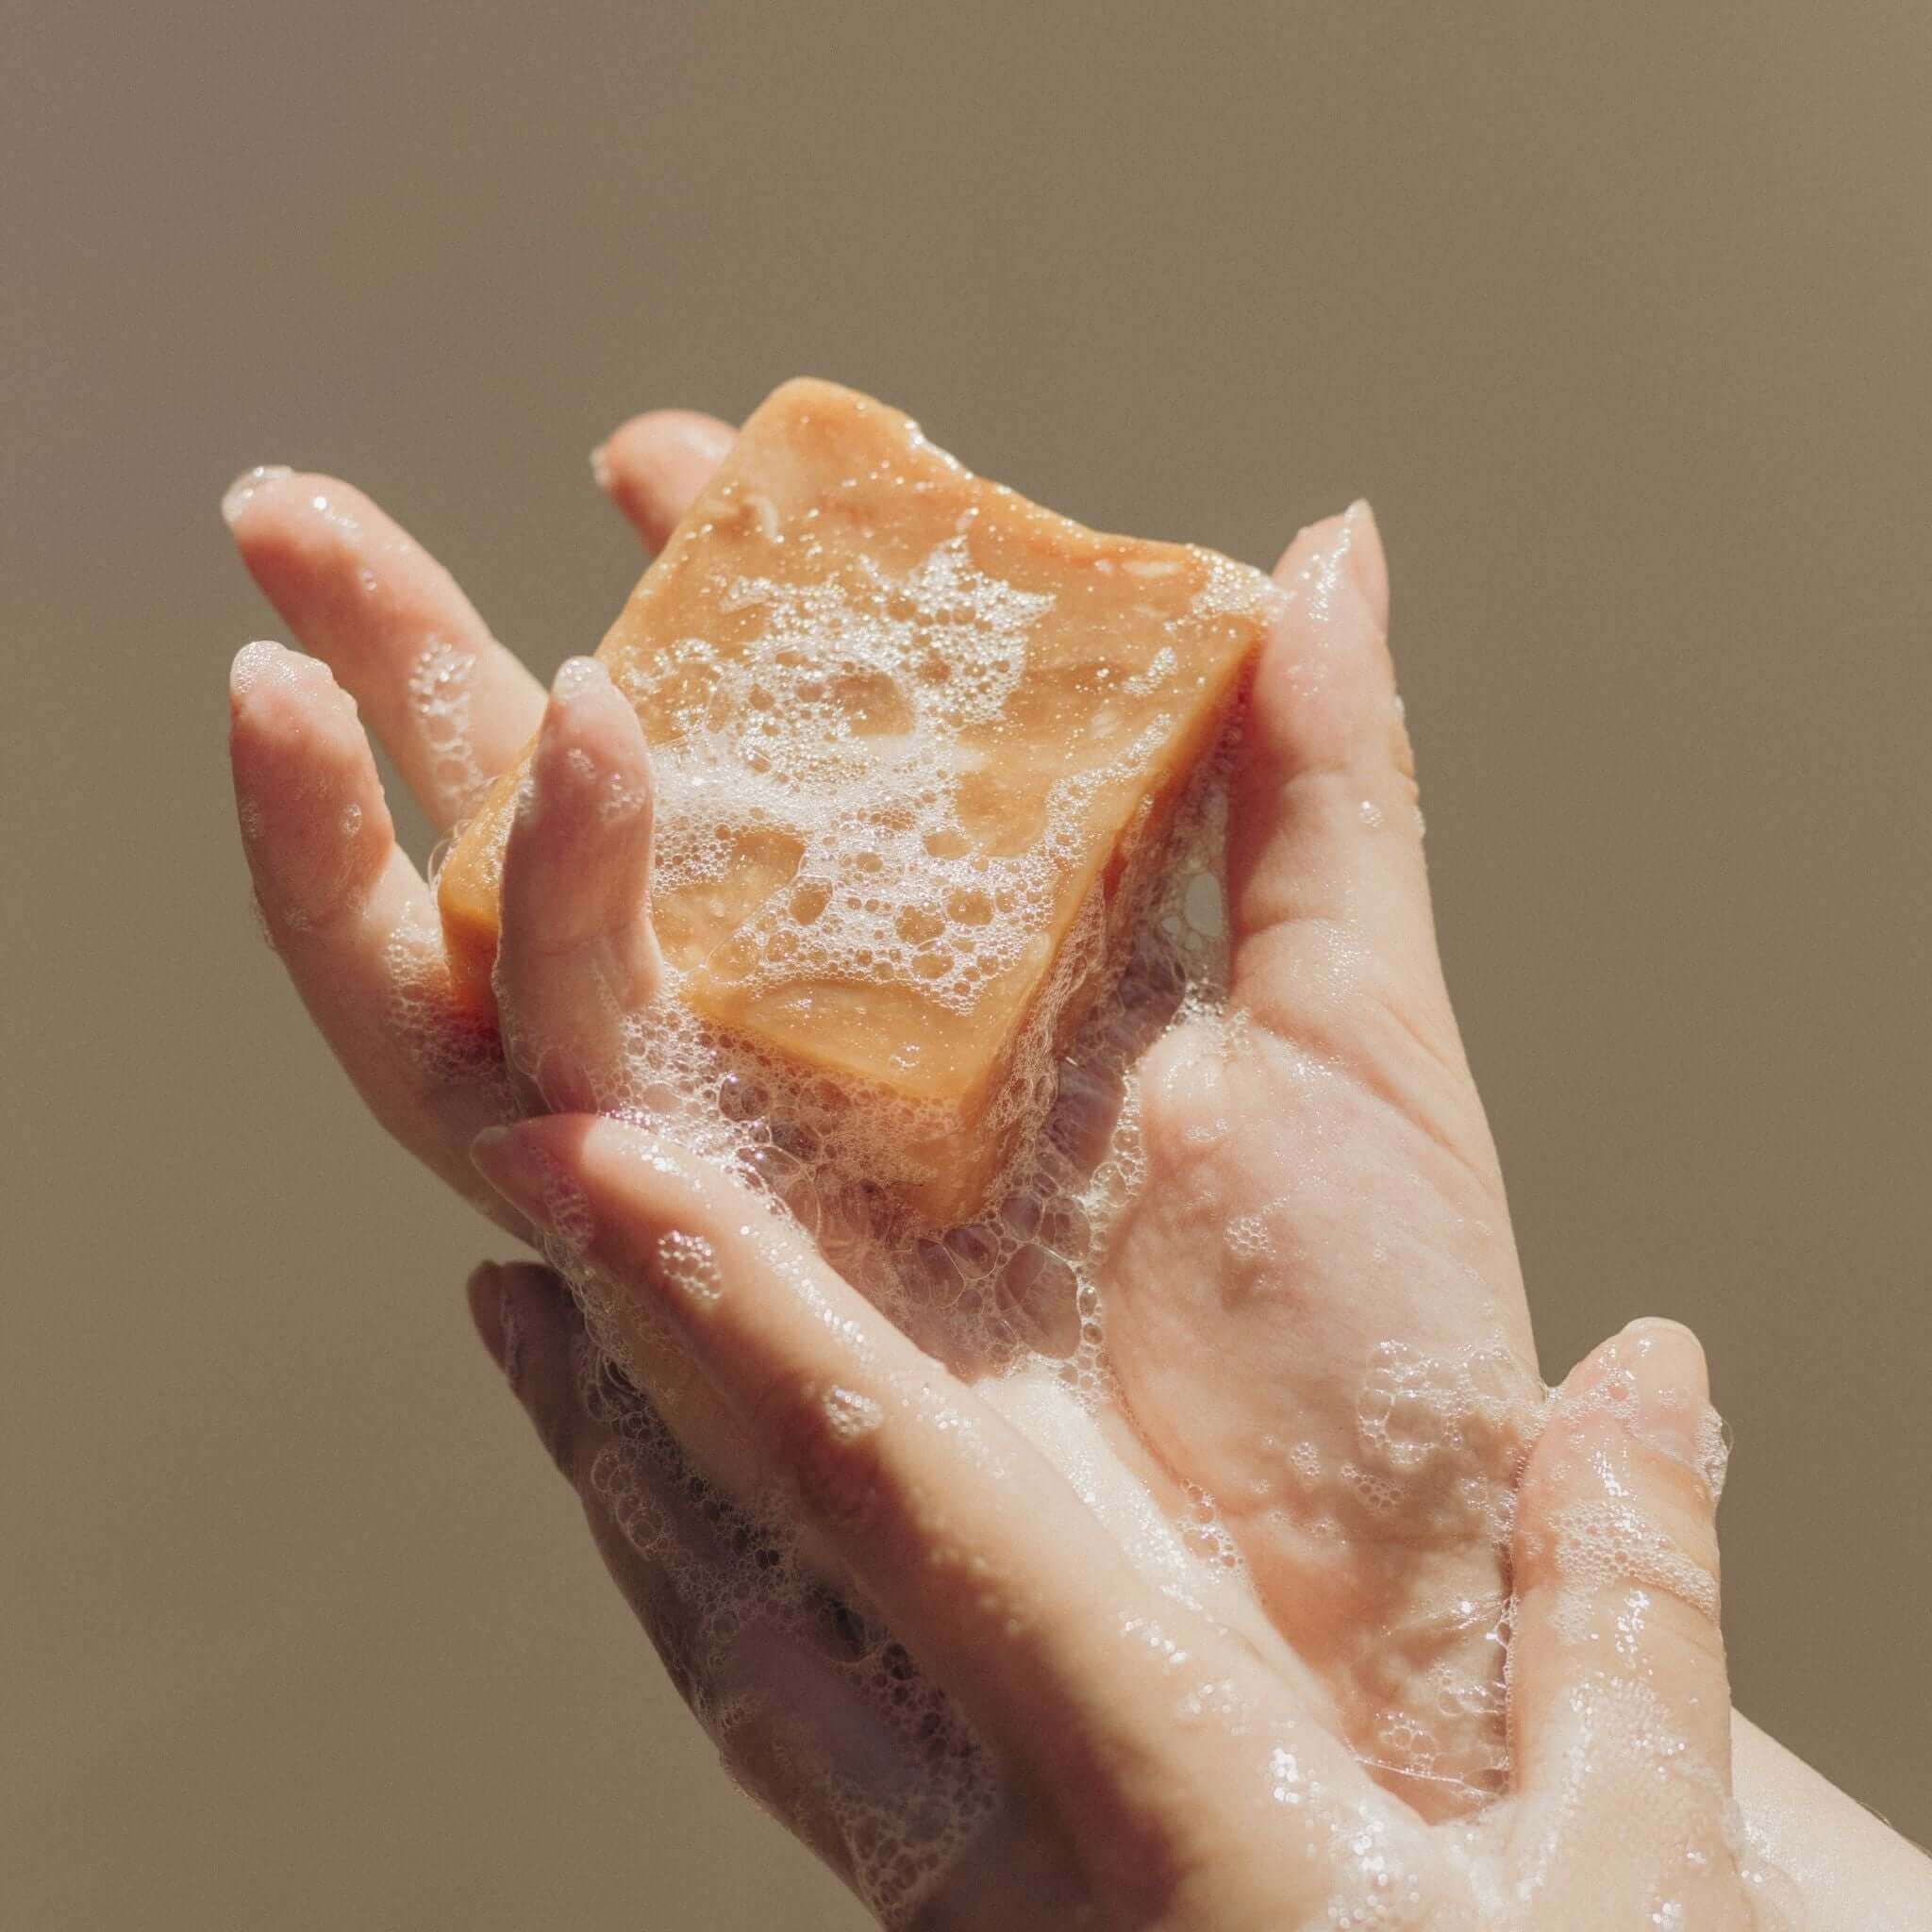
[1547,1499,1719,1637]
[481,503,1321,1912]
[407,637,488,821]
[655,1229,723,1307]
[823,1385,883,1441]
[228,637,289,696]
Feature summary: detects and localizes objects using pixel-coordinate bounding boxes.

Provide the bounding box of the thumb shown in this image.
[1507,1319,1739,1912]
[1228,504,1445,1044]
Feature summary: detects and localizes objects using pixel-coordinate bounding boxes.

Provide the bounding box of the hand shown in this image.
[225,413,1536,1811]
[225,411,1932,1925]
[466,1117,1773,1929]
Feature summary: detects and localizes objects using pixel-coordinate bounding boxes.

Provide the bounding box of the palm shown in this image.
[1108,1005,1539,1809]
[224,410,1541,1903]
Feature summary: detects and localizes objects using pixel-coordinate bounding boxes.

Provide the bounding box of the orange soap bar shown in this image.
[439,378,1276,1224]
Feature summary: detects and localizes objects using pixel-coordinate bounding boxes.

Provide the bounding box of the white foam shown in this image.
[501,688,1241,1914]
[407,637,489,822]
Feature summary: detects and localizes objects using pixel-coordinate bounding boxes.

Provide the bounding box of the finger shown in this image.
[467,1260,749,1674]
[499,695,816,1537]
[1229,507,1453,1039]
[493,657,662,1111]
[466,1261,820,1812]
[471,1114,1362,1906]
[224,467,545,830]
[592,410,735,551]
[468,1260,605,1480]
[1508,1320,1737,1906]
[229,641,514,1224]
[465,1259,1066,1923]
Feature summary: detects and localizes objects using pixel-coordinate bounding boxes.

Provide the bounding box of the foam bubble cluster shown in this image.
[419,463,1785,1910]
[637,534,1119,1024]
[407,636,489,823]
[499,732,1237,1919]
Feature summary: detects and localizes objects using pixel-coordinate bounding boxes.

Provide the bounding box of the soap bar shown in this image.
[438,378,1275,1224]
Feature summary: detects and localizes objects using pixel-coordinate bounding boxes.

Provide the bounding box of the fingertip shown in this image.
[472,1109,600,1172]
[227,642,362,781]
[1271,508,1348,583]
[470,1119,519,1183]
[1619,1315,1708,1383]
[551,654,611,705]
[223,470,373,572]
[1227,497,1425,996]
[1619,1318,1717,1480]
[1559,1319,1712,1448]
[598,408,734,477]
[1530,1325,1727,1574]
[541,656,643,763]
[478,1261,595,1478]
[221,463,294,527]
[1511,1320,1734,1827]
[467,1260,507,1369]
[595,409,736,549]
[228,647,403,938]
[502,664,659,1030]
[469,1115,599,1228]
[228,637,296,707]
[1341,499,1389,635]
[1621,1312,1707,1352]
[1270,502,1384,639]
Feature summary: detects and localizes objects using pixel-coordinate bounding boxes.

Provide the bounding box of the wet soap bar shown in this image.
[439,378,1275,1224]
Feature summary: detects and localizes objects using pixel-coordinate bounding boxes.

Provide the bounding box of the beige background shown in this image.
[6,4,1928,1925]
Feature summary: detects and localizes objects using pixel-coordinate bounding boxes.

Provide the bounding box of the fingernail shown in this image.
[1341,500,1389,633]
[1284,507,1381,633]
[1618,1319,1712,1471]
[496,1273,525,1390]
[470,1125,594,1253]
[551,656,608,705]
[222,463,292,525]
[470,1124,544,1217]
[532,1044,599,1114]
[228,638,342,711]
[229,639,292,702]
[653,414,735,465]
[589,441,615,492]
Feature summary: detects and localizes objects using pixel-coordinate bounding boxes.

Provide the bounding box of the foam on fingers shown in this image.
[469,1112,1382,1914]
[227,639,515,1218]
[224,465,544,829]
[1501,1321,1784,1923]
[229,641,398,939]
[494,658,662,1111]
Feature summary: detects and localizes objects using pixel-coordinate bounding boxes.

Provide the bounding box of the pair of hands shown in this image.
[225,412,1774,1926]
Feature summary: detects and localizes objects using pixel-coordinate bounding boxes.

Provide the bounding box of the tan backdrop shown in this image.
[6,4,1928,1925]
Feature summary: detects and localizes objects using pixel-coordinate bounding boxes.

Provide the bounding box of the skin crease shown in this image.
[224,410,1932,1928]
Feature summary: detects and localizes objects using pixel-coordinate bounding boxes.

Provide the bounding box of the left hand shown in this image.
[225,407,1541,1818]
[465,1123,1757,1930]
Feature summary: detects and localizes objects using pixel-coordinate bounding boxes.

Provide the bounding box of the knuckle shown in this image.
[751,1374,888,1532]
[1528,1420,1724,1627]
